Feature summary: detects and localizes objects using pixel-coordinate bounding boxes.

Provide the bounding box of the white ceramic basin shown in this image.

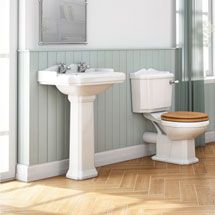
[38,64,125,180]
[38,65,125,96]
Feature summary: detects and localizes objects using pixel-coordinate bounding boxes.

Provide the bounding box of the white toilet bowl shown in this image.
[143,112,209,165]
[145,112,209,141]
[161,120,209,141]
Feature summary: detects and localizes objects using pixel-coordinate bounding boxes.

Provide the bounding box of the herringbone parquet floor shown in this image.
[1,144,215,215]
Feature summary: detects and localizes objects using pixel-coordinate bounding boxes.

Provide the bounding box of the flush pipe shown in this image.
[142,115,164,144]
[143,131,157,144]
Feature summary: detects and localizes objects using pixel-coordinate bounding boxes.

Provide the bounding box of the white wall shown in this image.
[19,0,176,50]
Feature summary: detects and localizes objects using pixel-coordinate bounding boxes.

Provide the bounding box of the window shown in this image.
[202,0,213,77]
[0,0,10,176]
[176,0,182,47]
[176,0,214,78]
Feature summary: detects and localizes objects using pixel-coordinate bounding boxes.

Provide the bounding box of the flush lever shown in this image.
[169,80,179,85]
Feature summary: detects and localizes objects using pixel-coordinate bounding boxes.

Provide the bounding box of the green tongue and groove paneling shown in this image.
[18,48,180,165]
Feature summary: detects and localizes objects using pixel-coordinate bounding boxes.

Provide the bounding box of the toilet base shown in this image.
[152,134,199,165]
[152,155,199,165]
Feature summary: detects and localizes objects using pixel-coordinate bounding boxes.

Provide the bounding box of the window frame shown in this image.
[205,0,213,77]
[0,0,17,182]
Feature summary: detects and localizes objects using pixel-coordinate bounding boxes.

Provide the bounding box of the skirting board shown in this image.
[16,143,156,182]
[205,131,215,144]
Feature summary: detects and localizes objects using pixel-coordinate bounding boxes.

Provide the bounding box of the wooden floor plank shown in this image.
[105,169,124,186]
[196,186,215,206]
[149,177,165,199]
[120,170,137,189]
[180,184,198,204]
[134,171,150,192]
[165,179,180,200]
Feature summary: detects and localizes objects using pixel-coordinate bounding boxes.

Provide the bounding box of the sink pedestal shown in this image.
[66,95,98,180]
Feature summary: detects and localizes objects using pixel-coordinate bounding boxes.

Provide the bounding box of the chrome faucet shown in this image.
[77,62,90,73]
[57,63,71,74]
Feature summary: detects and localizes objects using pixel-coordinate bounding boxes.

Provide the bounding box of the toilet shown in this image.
[130,69,209,165]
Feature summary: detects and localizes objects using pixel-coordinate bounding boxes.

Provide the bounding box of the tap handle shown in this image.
[79,62,89,67]
[58,62,66,68]
[67,65,71,70]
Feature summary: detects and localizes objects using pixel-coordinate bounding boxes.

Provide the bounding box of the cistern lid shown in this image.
[130,68,174,79]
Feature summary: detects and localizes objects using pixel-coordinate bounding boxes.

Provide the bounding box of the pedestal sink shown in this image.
[38,64,126,180]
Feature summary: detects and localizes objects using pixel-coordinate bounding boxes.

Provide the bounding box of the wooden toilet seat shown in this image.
[161,111,209,123]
